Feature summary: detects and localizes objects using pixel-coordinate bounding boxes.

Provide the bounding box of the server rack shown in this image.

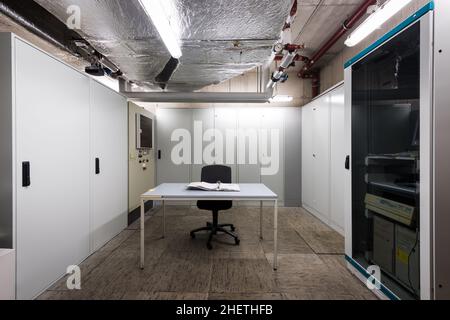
[343,1,450,300]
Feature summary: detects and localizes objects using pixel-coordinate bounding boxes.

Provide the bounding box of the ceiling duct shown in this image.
[0,0,122,78]
[34,0,292,92]
[124,58,274,103]
[125,91,274,104]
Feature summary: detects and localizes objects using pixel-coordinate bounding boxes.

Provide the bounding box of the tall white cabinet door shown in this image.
[157,108,192,184]
[15,39,90,299]
[312,97,330,217]
[261,108,285,204]
[192,109,215,182]
[237,108,262,184]
[214,108,238,183]
[330,87,345,232]
[237,109,262,206]
[90,81,127,253]
[302,105,314,208]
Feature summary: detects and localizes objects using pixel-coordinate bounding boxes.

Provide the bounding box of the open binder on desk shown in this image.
[187,182,240,192]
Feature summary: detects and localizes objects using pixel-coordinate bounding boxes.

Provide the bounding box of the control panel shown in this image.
[130,149,152,171]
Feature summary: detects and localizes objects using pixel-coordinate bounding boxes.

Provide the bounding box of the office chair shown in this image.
[190,165,240,250]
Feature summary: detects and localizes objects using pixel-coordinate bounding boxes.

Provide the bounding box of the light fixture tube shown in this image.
[345,0,412,47]
[139,0,183,58]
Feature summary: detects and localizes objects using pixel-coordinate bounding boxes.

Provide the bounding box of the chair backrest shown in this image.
[201,165,232,184]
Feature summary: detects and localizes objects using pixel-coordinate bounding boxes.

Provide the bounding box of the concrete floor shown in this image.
[38,206,377,300]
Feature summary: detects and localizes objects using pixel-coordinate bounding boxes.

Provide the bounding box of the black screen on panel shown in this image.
[140,116,153,149]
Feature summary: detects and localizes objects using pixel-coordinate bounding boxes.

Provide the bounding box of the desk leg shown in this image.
[163,200,166,239]
[140,198,145,269]
[273,200,278,271]
[259,201,263,240]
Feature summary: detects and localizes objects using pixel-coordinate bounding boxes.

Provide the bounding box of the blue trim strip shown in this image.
[344,1,434,69]
[345,255,400,301]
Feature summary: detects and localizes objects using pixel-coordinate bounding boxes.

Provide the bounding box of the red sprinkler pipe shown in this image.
[298,0,376,77]
[290,0,298,17]
[274,54,309,62]
[283,0,298,30]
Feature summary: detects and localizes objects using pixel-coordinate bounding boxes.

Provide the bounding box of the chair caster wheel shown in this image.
[190,233,196,239]
[207,243,213,250]
[235,238,240,246]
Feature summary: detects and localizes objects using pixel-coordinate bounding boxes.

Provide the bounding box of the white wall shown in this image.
[302,83,345,234]
[156,106,302,206]
[90,80,128,253]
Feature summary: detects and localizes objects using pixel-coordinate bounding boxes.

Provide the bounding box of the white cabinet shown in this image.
[15,39,91,300]
[0,34,128,299]
[237,108,262,185]
[261,108,285,204]
[329,88,345,232]
[302,84,345,234]
[312,96,330,217]
[302,104,314,209]
[237,108,262,207]
[302,97,330,219]
[214,108,238,183]
[156,107,290,205]
[90,81,128,252]
[192,108,215,182]
[156,108,193,185]
[0,250,15,300]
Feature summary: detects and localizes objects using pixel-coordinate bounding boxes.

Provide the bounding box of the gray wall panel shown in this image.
[0,34,13,249]
[434,0,450,300]
[284,108,302,207]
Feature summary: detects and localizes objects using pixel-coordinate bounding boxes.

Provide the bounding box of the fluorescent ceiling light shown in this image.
[139,0,183,58]
[345,0,412,47]
[269,95,293,103]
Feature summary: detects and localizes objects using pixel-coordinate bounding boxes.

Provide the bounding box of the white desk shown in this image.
[140,183,279,270]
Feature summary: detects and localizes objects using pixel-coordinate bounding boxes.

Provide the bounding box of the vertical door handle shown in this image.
[345,156,350,170]
[22,162,31,187]
[158,150,162,160]
[95,158,100,175]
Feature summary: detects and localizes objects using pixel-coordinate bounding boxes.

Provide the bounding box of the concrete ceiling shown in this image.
[290,0,371,70]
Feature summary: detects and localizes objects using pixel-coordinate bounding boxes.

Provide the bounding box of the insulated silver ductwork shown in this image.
[34,0,292,92]
[124,56,274,103]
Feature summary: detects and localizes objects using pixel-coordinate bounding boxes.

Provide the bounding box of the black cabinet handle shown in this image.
[345,156,350,170]
[158,150,161,160]
[22,162,31,187]
[95,158,100,175]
